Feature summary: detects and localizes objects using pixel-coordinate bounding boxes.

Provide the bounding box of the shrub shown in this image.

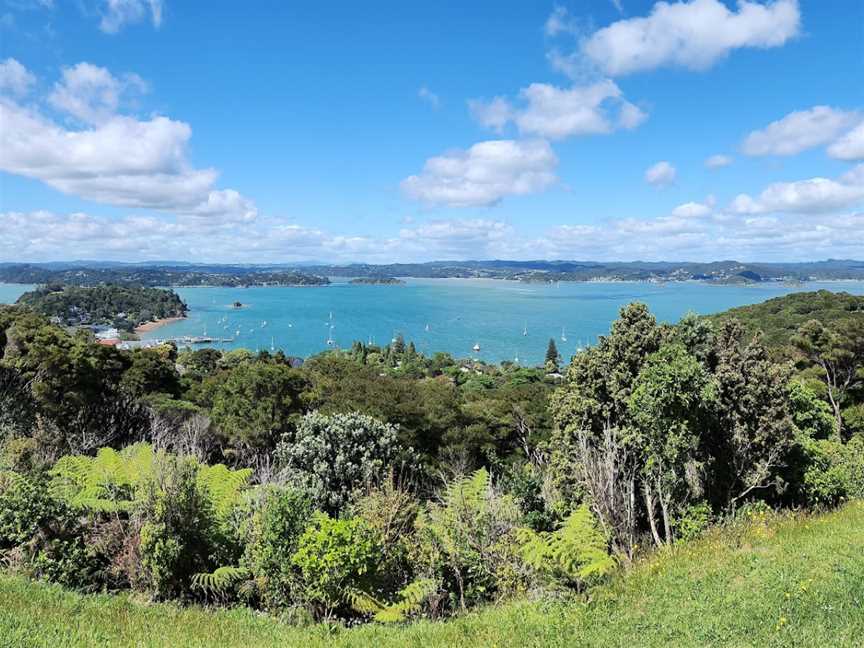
[413,469,522,612]
[276,411,405,515]
[138,457,219,600]
[244,487,312,610]
[291,513,380,619]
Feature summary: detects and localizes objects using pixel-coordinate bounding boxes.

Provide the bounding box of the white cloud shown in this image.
[418,86,440,109]
[827,121,864,161]
[742,106,861,156]
[545,6,578,37]
[582,0,800,76]
[48,62,147,125]
[672,196,714,217]
[645,160,676,186]
[401,139,558,208]
[0,58,36,96]
[0,60,256,223]
[705,153,732,169]
[470,80,646,140]
[729,164,864,214]
[100,0,163,34]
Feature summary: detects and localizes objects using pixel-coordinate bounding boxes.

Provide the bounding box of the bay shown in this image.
[139,279,864,365]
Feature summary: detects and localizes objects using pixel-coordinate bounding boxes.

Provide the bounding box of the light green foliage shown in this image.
[50,443,155,513]
[191,566,251,598]
[788,380,838,441]
[276,411,403,514]
[196,463,253,523]
[414,468,522,610]
[518,504,615,589]
[291,513,380,617]
[347,578,438,623]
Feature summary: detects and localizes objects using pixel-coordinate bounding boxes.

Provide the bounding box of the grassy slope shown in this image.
[2,502,863,648]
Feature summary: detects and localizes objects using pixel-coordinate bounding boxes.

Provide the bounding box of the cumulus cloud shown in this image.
[705,154,732,169]
[469,80,646,140]
[671,196,715,217]
[418,86,440,109]
[742,106,861,156]
[827,121,864,161]
[100,0,163,34]
[0,58,36,96]
[401,139,558,208]
[48,62,147,125]
[729,164,864,214]
[581,0,800,76]
[0,60,256,222]
[644,160,676,186]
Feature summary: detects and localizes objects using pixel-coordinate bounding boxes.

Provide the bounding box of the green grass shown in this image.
[2,502,863,647]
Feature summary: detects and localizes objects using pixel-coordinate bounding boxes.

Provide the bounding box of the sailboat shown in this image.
[326,325,335,346]
[522,322,528,336]
[472,342,481,352]
[270,336,275,352]
[561,326,567,343]
[424,323,430,332]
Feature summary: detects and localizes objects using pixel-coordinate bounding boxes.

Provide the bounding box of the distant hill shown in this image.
[707,289,864,350]
[2,259,863,284]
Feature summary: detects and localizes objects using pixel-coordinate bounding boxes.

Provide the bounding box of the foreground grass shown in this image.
[2,502,863,648]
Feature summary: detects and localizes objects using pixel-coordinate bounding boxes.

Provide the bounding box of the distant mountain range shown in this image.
[1,259,863,285]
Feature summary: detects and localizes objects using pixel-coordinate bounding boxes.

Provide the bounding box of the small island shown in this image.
[232,301,245,309]
[16,284,188,332]
[349,276,405,285]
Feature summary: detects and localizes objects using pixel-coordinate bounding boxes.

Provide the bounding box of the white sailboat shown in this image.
[326,324,335,346]
[522,322,528,336]
[271,336,275,352]
[424,323,430,332]
[472,342,481,352]
[561,326,567,343]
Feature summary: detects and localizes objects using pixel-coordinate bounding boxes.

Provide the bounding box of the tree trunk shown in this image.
[643,484,663,547]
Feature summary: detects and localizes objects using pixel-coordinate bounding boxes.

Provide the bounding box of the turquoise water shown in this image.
[141,279,864,365]
[0,284,34,304]
[4,280,864,365]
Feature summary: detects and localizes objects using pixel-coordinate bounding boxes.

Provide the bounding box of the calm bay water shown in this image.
[3,280,864,365]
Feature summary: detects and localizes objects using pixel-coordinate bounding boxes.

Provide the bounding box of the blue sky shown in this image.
[1,0,862,263]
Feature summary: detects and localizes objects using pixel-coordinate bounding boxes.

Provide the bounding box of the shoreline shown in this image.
[134,316,186,334]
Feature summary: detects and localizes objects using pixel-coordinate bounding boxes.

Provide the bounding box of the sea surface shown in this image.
[3,279,864,365]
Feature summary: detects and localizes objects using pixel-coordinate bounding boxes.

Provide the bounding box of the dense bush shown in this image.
[275,411,405,514]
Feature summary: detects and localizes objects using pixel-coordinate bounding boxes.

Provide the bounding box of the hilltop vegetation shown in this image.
[2,502,862,647]
[0,289,862,641]
[708,289,864,350]
[0,264,329,287]
[16,284,187,329]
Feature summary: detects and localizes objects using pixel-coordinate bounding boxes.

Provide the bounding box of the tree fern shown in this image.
[518,504,616,588]
[346,578,437,623]
[191,566,251,596]
[196,463,253,522]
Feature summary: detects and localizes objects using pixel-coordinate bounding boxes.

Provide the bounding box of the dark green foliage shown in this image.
[138,457,219,600]
[708,290,864,351]
[244,488,312,610]
[545,339,559,372]
[16,284,187,328]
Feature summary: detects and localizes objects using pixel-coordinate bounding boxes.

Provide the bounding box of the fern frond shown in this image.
[191,566,251,595]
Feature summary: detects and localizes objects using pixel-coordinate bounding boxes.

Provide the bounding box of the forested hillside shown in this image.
[0,290,861,640]
[16,284,187,329]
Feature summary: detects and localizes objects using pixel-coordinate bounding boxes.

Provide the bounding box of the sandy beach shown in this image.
[134,316,186,334]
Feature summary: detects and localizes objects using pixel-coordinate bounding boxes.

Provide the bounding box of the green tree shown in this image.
[208,362,308,454]
[545,339,559,372]
[793,318,864,434]
[628,344,714,545]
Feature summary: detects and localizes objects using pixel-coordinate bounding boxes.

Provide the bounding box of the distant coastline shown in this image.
[135,316,187,334]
